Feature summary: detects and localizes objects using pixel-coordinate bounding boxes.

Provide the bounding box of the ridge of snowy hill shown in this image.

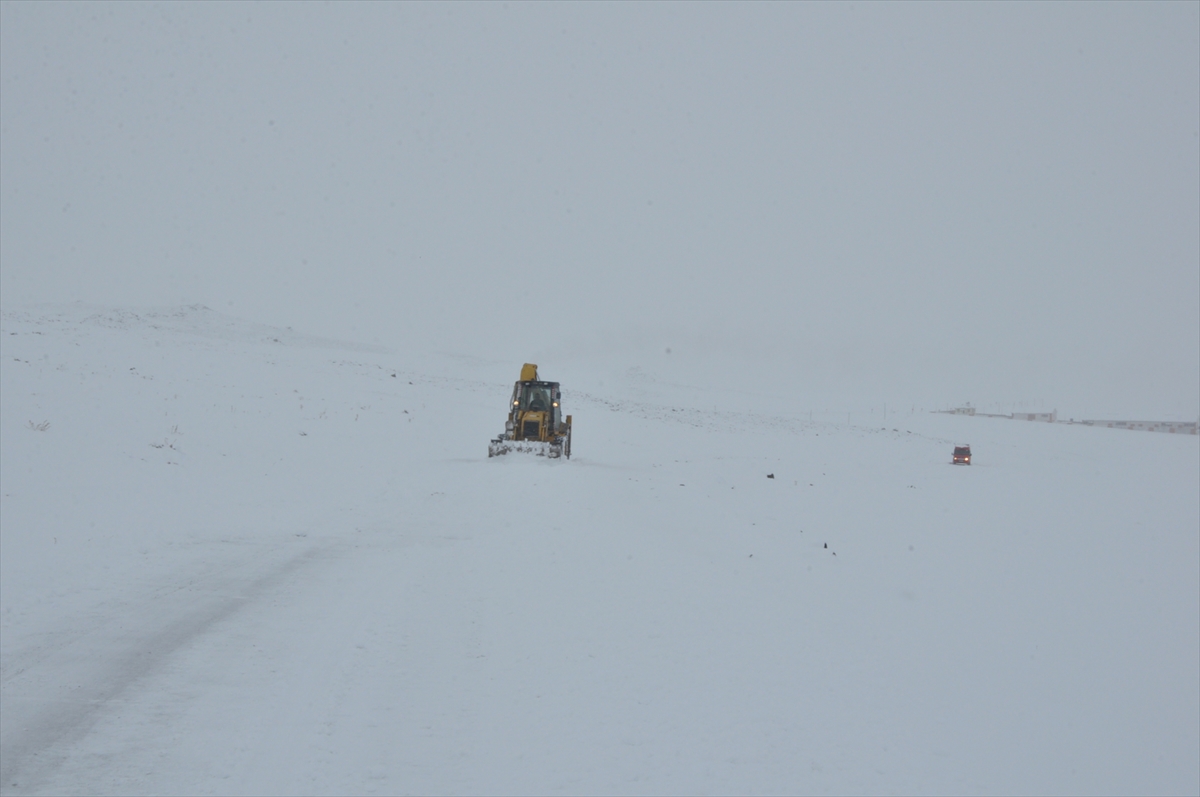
[2,305,1197,796]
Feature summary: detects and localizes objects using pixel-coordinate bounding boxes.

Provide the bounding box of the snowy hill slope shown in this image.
[2,305,1197,796]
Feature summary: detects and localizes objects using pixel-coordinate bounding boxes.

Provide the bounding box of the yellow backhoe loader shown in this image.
[488,363,572,459]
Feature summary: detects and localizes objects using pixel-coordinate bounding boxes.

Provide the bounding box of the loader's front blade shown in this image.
[488,438,563,458]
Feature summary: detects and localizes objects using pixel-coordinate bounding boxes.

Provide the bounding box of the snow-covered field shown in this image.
[1,304,1197,796]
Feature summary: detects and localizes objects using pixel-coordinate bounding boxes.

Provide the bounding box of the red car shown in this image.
[952,445,972,465]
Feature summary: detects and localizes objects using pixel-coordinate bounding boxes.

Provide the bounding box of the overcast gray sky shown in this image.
[2,1,1197,417]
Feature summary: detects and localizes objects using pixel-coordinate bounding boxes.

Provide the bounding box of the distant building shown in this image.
[1012,410,1057,423]
[953,405,976,416]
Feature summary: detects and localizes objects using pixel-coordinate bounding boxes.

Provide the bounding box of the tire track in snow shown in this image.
[0,541,340,795]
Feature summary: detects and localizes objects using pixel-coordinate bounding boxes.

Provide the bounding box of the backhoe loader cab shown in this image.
[509,381,561,439]
[489,364,572,459]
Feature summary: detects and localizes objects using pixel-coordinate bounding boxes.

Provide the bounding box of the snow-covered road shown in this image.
[2,306,1197,795]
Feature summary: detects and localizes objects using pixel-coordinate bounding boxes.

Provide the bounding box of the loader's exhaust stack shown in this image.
[488,364,572,459]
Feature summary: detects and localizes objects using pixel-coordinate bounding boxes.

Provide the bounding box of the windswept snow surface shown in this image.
[2,305,1197,796]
